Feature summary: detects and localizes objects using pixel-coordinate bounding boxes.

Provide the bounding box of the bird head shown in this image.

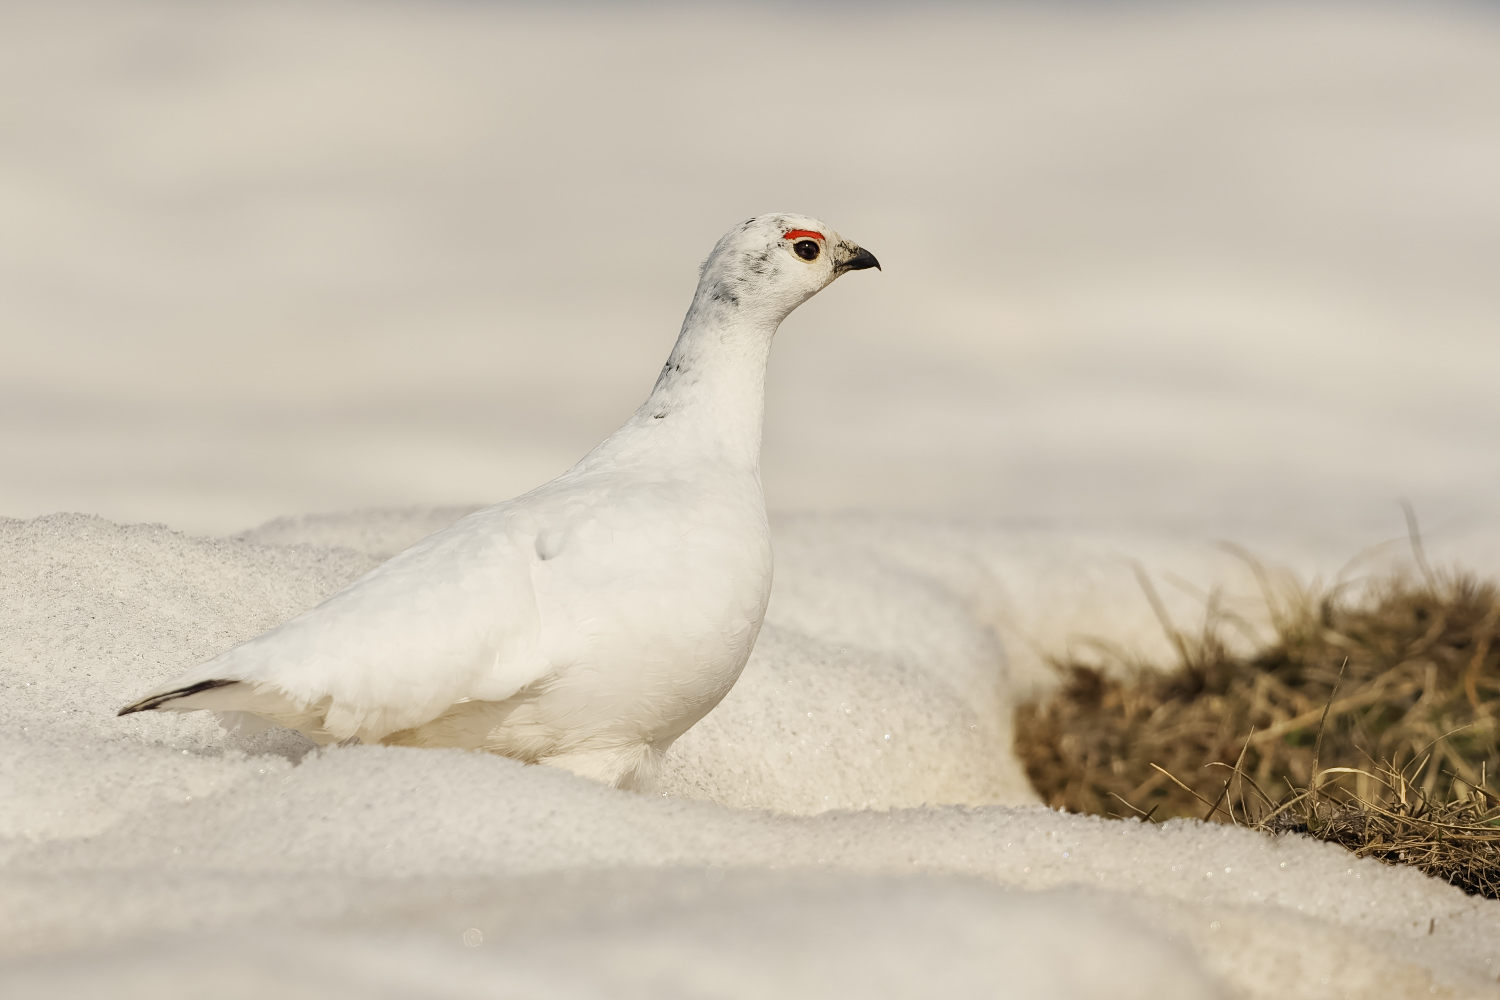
[692,213,880,327]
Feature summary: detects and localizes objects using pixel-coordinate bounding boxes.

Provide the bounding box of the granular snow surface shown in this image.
[5,510,1500,999]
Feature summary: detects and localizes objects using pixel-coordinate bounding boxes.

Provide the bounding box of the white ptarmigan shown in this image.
[119,214,880,789]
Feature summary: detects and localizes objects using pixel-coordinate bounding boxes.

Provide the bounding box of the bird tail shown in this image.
[117,677,338,744]
[117,678,242,716]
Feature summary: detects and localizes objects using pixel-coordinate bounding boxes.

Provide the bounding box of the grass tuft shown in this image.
[1015,558,1500,897]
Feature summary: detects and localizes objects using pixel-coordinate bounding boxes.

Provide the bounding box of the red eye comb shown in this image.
[782,229,824,241]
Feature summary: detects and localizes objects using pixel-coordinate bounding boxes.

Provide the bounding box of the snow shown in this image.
[6,511,1500,997]
[1,879,1225,1000]
[6,0,1500,995]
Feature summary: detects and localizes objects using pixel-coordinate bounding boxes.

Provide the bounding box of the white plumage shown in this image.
[120,214,879,789]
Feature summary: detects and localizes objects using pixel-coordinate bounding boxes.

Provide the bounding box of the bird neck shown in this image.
[585,295,780,474]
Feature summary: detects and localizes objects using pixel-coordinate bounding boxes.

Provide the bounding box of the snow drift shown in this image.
[5,510,1500,998]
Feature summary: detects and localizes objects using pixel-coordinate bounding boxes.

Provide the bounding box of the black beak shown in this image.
[838,246,881,272]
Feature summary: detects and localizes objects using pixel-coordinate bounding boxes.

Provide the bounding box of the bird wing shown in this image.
[121,503,554,742]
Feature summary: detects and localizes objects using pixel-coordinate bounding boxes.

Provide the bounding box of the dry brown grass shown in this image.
[1015,550,1500,897]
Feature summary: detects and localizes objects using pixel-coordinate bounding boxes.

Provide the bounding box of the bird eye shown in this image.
[793,239,821,262]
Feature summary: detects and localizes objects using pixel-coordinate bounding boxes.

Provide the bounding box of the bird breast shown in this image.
[509,464,774,742]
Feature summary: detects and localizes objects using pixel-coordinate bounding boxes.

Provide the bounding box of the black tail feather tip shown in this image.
[117,678,239,716]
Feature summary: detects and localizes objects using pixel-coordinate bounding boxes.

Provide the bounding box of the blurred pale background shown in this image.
[4,0,1498,540]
